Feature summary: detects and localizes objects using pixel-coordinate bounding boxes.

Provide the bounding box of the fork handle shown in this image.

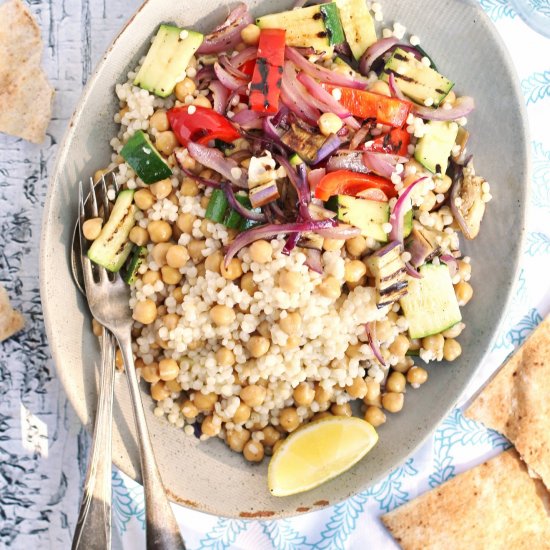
[117,333,186,550]
[72,327,117,550]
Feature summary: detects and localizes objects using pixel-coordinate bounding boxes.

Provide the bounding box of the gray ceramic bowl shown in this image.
[40,0,528,518]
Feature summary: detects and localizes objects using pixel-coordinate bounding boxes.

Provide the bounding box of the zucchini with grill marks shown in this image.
[87,190,138,272]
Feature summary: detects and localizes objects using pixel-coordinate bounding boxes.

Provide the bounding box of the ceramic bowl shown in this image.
[40,0,528,518]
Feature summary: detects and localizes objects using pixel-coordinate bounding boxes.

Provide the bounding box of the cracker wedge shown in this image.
[382,449,550,550]
[0,0,53,143]
[0,284,24,342]
[465,315,550,490]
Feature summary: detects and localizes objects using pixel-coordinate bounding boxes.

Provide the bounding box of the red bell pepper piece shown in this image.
[314,170,398,201]
[249,29,286,114]
[323,85,411,127]
[239,59,257,77]
[366,127,410,157]
[167,105,241,145]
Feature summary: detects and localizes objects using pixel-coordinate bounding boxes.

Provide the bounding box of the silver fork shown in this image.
[78,178,186,550]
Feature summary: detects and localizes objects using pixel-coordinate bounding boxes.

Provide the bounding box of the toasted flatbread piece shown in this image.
[382,449,550,550]
[0,0,53,143]
[0,284,24,342]
[465,315,550,490]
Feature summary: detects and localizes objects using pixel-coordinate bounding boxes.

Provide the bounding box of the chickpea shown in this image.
[233,402,252,424]
[177,212,195,234]
[293,382,315,407]
[392,359,412,373]
[312,412,333,422]
[205,249,223,273]
[149,179,172,201]
[279,269,302,293]
[165,379,182,393]
[210,304,236,326]
[240,272,257,295]
[166,245,189,269]
[419,191,437,212]
[457,260,472,282]
[92,318,103,337]
[318,276,342,300]
[442,323,464,339]
[246,336,270,358]
[82,217,103,240]
[282,335,301,350]
[214,347,234,367]
[434,174,452,194]
[243,439,264,462]
[262,426,281,447]
[389,334,410,357]
[129,225,148,246]
[172,287,184,303]
[382,392,404,413]
[155,131,178,156]
[386,371,406,393]
[193,391,217,412]
[345,236,368,257]
[314,384,333,406]
[148,220,172,243]
[93,169,108,183]
[422,334,445,357]
[323,238,345,251]
[180,177,199,197]
[240,384,266,408]
[151,381,171,401]
[227,428,251,452]
[133,299,157,324]
[346,377,368,399]
[331,402,352,417]
[149,109,170,131]
[134,189,154,211]
[364,406,386,427]
[162,313,180,330]
[318,112,343,136]
[158,358,179,381]
[240,23,261,45]
[193,95,212,109]
[256,320,271,339]
[369,80,391,97]
[279,312,302,335]
[151,243,170,268]
[375,319,393,343]
[142,270,160,285]
[161,265,182,285]
[221,258,243,281]
[443,338,462,361]
[175,77,196,101]
[344,260,367,283]
[200,195,211,210]
[180,399,199,419]
[141,363,161,384]
[188,239,206,261]
[279,407,300,432]
[363,378,381,405]
[345,343,362,358]
[409,338,421,351]
[407,366,428,386]
[249,240,272,264]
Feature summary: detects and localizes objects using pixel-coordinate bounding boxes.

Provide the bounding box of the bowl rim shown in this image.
[39,0,531,519]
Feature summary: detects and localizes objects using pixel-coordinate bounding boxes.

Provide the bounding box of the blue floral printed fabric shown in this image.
[0,1,548,549]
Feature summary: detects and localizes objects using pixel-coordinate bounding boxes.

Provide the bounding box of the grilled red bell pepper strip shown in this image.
[323,84,411,127]
[315,169,398,201]
[249,29,286,114]
[366,127,410,156]
[167,105,241,146]
[239,58,257,77]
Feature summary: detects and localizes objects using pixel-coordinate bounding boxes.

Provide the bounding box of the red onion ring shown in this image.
[389,176,427,242]
[307,168,326,192]
[413,96,475,121]
[405,261,422,279]
[281,62,321,125]
[362,151,396,179]
[359,37,399,76]
[214,62,247,91]
[197,3,253,54]
[365,322,386,366]
[326,151,370,174]
[440,254,459,277]
[388,72,407,101]
[304,248,323,274]
[209,80,229,114]
[286,47,369,90]
[232,108,264,129]
[230,46,257,67]
[222,183,266,222]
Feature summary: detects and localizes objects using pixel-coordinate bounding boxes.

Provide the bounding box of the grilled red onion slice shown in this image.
[214,62,247,91]
[230,46,257,67]
[219,54,250,80]
[197,3,253,54]
[388,72,407,101]
[297,72,360,129]
[359,37,399,75]
[286,47,368,90]
[404,261,422,279]
[187,142,248,188]
[440,254,458,277]
[283,232,300,255]
[175,152,223,189]
[365,322,386,366]
[389,176,427,242]
[281,62,321,125]
[304,248,323,274]
[413,96,475,121]
[222,183,266,222]
[362,151,396,179]
[326,151,370,174]
[307,168,326,192]
[209,80,229,114]
[232,108,264,129]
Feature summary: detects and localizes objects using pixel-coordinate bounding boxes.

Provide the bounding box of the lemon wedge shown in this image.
[268,416,378,497]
